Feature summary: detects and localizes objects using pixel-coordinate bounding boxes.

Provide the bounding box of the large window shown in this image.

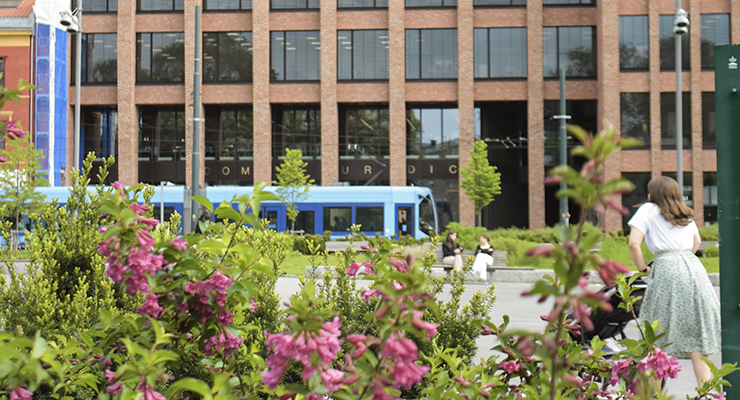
[271,31,320,81]
[406,0,456,6]
[663,172,693,206]
[660,92,691,149]
[137,33,185,83]
[543,0,592,4]
[324,207,351,232]
[704,172,717,224]
[474,27,527,78]
[204,32,253,82]
[83,0,117,12]
[406,29,458,80]
[138,0,183,11]
[543,26,595,78]
[205,106,253,161]
[138,107,186,184]
[82,106,117,160]
[407,107,459,158]
[338,30,389,80]
[271,0,318,9]
[340,108,389,159]
[659,15,690,71]
[272,107,321,159]
[474,0,525,5]
[619,16,649,70]
[622,172,651,232]
[620,93,650,148]
[356,207,383,232]
[204,0,252,9]
[338,0,387,7]
[701,14,730,70]
[80,33,117,84]
[702,92,716,149]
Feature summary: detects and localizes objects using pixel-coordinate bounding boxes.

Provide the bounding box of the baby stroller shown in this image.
[569,267,650,348]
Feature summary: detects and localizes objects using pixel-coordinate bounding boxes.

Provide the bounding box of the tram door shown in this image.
[260,206,284,231]
[396,205,413,238]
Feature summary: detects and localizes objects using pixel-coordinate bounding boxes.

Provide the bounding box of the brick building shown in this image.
[0,0,34,144]
[70,0,734,233]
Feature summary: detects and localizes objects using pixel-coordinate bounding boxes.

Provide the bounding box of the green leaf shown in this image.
[169,378,213,400]
[31,335,47,359]
[190,196,214,214]
[214,206,241,222]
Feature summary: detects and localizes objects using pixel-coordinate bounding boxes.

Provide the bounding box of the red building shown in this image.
[0,0,34,146]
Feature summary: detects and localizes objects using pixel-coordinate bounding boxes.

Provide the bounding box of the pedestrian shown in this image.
[628,176,721,393]
[471,234,494,283]
[442,230,464,272]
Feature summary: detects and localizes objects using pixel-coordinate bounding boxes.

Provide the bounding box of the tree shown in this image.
[275,148,314,232]
[0,136,49,248]
[460,140,502,226]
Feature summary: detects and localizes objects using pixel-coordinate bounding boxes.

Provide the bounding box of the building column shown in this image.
[690,0,703,226]
[320,0,338,186]
[648,0,662,179]
[252,0,271,184]
[599,0,622,234]
[458,0,475,227]
[117,0,138,185]
[527,0,545,229]
[733,0,740,45]
[388,0,405,187]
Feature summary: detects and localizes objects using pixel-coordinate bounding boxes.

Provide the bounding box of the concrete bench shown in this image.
[432,244,508,277]
[324,241,371,253]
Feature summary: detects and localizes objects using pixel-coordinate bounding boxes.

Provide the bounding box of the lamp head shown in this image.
[674,9,690,34]
[59,10,79,32]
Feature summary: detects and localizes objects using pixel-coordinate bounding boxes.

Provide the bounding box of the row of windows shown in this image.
[81,0,589,12]
[79,28,595,84]
[620,14,730,71]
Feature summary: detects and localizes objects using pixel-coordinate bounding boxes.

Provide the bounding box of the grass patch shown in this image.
[278,254,343,276]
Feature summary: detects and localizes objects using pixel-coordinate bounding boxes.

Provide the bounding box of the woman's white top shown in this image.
[628,202,698,254]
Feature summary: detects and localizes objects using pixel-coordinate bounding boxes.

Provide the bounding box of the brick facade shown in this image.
[69,0,729,232]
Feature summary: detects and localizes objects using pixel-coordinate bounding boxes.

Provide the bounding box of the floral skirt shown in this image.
[640,250,721,358]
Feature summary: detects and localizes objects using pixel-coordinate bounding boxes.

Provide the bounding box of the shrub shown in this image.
[699,223,718,241]
[292,233,325,254]
[704,245,719,257]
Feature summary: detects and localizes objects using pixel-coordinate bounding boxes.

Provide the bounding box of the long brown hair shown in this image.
[647,176,693,226]
[444,230,457,248]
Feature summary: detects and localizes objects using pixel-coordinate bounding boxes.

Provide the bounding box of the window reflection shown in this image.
[659,15,690,70]
[660,92,692,149]
[543,26,595,78]
[271,0,319,9]
[137,33,185,83]
[619,16,649,70]
[543,0,592,4]
[620,93,650,148]
[474,0,525,5]
[406,107,459,158]
[406,29,458,79]
[81,33,117,83]
[406,0,456,6]
[701,14,730,70]
[83,0,117,12]
[474,27,527,78]
[82,106,117,160]
[324,207,351,232]
[341,108,389,159]
[702,92,716,149]
[138,106,186,185]
[204,0,252,9]
[356,207,383,231]
[338,0,387,7]
[271,31,321,81]
[272,106,321,159]
[338,30,389,80]
[204,32,253,82]
[138,0,184,11]
[205,105,253,161]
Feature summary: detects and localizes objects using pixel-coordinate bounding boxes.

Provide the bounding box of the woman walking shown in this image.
[628,177,721,394]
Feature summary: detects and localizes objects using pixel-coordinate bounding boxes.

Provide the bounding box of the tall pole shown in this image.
[558,67,569,226]
[73,5,82,175]
[190,5,202,233]
[675,0,684,197]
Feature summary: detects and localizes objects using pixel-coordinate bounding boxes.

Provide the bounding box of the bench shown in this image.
[325,241,371,253]
[432,244,508,276]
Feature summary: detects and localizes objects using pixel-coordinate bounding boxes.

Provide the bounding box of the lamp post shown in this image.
[59,3,82,176]
[674,5,689,197]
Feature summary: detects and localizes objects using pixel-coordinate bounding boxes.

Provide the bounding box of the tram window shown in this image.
[294,211,315,234]
[152,206,176,224]
[356,207,383,232]
[324,207,352,232]
[419,195,437,235]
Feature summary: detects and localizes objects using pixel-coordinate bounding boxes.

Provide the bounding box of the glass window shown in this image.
[138,106,186,184]
[620,93,650,148]
[474,27,527,78]
[406,0,456,6]
[137,33,185,83]
[204,105,253,161]
[272,107,321,159]
[701,14,730,70]
[83,0,118,12]
[406,29,458,79]
[138,0,183,11]
[271,31,321,81]
[619,16,649,70]
[82,106,117,160]
[338,0,388,7]
[271,0,319,9]
[702,92,716,149]
[294,210,315,234]
[660,92,691,149]
[204,0,252,9]
[338,30,389,80]
[663,171,693,206]
[80,33,117,84]
[621,172,651,232]
[341,108,389,159]
[704,172,717,224]
[204,32,253,82]
[544,100,597,167]
[659,15,690,71]
[0,58,4,88]
[474,0,525,5]
[356,207,383,231]
[324,207,351,232]
[543,0,592,4]
[406,107,459,158]
[543,26,595,78]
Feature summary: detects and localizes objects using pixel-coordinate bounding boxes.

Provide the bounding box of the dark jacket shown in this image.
[475,245,494,256]
[443,241,463,257]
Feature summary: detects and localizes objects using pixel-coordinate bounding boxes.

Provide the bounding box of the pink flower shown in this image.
[609,359,632,386]
[713,392,727,400]
[305,394,323,400]
[637,347,681,380]
[171,237,187,250]
[454,376,470,386]
[5,120,26,140]
[320,368,345,392]
[372,384,396,400]
[0,154,7,163]
[203,330,243,358]
[137,294,163,318]
[411,311,438,340]
[9,387,32,400]
[389,257,408,273]
[362,289,380,301]
[107,381,123,395]
[598,260,631,286]
[525,246,554,257]
[544,176,562,185]
[572,300,594,332]
[137,381,168,400]
[249,297,258,313]
[390,360,429,389]
[130,204,150,215]
[112,181,124,195]
[347,262,361,276]
[498,360,521,374]
[381,332,418,363]
[217,308,233,327]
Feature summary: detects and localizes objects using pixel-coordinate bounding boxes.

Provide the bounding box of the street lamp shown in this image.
[59,4,82,177]
[674,5,689,198]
